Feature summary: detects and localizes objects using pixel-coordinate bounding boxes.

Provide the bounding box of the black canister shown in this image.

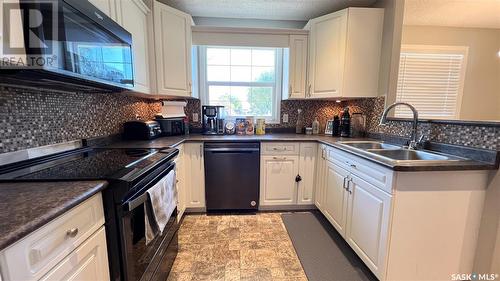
[332,115,340,137]
[340,107,351,137]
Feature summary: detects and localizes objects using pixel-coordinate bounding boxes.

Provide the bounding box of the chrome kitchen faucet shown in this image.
[379,102,424,150]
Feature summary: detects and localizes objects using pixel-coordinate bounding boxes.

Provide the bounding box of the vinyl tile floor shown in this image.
[167,213,308,281]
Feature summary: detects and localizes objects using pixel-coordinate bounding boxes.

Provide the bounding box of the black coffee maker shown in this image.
[202,105,224,135]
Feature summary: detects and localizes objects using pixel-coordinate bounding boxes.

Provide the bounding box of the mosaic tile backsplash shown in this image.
[0,86,498,154]
[364,97,499,151]
[184,97,499,151]
[0,87,161,153]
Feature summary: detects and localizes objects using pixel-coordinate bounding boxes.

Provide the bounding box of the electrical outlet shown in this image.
[282,114,289,123]
[193,113,199,122]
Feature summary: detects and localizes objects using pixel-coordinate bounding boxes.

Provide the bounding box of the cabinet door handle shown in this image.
[199,145,203,157]
[66,228,79,238]
[273,156,287,160]
[347,178,353,194]
[295,174,302,183]
[343,177,348,190]
[346,161,356,168]
[308,84,312,97]
[289,84,292,94]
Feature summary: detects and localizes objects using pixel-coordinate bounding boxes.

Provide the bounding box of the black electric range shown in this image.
[0,147,180,281]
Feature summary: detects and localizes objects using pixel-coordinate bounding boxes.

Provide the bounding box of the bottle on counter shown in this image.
[332,115,340,137]
[312,118,320,135]
[246,116,254,135]
[296,109,304,134]
[340,107,351,137]
[256,118,266,135]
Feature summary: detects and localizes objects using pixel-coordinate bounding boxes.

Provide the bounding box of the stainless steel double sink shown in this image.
[338,141,461,163]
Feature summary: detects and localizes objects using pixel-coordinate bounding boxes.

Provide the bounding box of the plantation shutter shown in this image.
[395,46,467,119]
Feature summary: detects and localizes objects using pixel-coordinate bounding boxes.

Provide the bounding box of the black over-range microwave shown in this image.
[0,0,134,92]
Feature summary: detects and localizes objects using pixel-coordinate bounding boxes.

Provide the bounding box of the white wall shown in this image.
[474,169,500,273]
[401,26,500,121]
[372,0,405,99]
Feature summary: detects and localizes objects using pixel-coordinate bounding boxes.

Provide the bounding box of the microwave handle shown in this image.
[123,162,175,212]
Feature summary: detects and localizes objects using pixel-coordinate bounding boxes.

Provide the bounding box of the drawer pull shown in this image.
[350,164,357,168]
[66,228,79,238]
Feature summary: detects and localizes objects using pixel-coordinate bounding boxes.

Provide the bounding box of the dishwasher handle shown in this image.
[205,148,260,153]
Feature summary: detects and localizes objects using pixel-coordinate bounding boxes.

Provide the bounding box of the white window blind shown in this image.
[395,45,468,119]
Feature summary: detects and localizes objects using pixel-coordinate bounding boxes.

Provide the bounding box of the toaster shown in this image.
[123,120,162,140]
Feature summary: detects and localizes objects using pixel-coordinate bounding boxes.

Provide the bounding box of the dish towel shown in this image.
[144,170,177,245]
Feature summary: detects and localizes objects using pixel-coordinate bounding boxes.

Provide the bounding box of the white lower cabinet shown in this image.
[297,143,317,204]
[260,155,299,205]
[0,193,108,281]
[316,145,392,280]
[39,228,109,281]
[345,174,391,278]
[314,145,327,210]
[316,145,487,281]
[174,144,186,221]
[184,142,205,209]
[323,161,349,236]
[260,142,317,207]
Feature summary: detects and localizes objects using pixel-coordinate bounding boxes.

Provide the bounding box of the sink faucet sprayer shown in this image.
[379,102,424,150]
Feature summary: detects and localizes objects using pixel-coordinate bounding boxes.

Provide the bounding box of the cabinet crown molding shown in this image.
[191,26,308,35]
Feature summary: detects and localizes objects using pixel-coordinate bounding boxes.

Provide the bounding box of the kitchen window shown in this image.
[198,46,283,123]
[395,45,468,119]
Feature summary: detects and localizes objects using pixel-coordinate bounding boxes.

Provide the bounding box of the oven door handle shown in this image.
[204,148,260,153]
[123,162,175,212]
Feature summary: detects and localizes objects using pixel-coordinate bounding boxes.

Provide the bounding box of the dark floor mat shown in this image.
[282,211,378,281]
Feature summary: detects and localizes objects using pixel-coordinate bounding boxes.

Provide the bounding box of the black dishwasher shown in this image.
[204,142,260,211]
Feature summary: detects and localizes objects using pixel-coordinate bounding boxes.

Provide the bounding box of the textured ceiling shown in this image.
[159,0,377,21]
[404,0,500,29]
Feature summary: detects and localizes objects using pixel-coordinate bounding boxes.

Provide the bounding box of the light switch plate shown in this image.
[193,113,199,122]
[282,114,289,123]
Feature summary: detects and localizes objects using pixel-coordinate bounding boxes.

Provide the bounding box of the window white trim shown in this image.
[198,46,282,123]
[396,44,468,119]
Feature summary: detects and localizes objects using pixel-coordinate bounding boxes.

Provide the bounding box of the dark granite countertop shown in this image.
[107,134,499,172]
[0,181,107,251]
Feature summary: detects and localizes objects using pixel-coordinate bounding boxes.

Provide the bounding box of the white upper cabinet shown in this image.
[306,8,384,99]
[283,35,308,99]
[88,0,151,94]
[87,0,119,20]
[151,2,193,97]
[119,0,151,94]
[119,1,151,94]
